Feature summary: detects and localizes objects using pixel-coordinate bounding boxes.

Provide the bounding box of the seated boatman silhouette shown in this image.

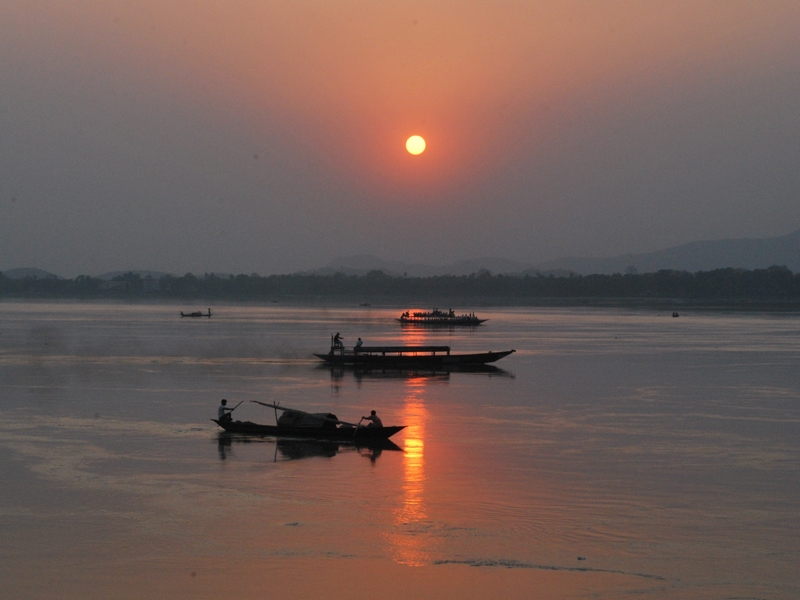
[333,332,344,349]
[218,399,234,422]
[361,410,383,428]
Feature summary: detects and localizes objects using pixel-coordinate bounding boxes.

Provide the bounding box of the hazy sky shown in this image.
[2,1,799,277]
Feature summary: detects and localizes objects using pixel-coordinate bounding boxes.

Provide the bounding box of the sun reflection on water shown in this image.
[389,377,431,566]
[399,322,431,346]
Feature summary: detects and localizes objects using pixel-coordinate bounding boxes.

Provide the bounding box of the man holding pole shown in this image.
[361,410,383,428]
[218,399,234,422]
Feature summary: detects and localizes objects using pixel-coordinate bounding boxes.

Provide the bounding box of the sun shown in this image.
[406,135,426,155]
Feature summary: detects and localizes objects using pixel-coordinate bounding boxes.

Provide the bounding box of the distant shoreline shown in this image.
[1,296,799,313]
[2,267,799,311]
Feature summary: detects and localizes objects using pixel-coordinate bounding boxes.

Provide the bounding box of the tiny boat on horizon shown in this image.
[180,308,212,318]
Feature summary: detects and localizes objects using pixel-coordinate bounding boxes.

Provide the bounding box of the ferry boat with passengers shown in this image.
[397,308,486,325]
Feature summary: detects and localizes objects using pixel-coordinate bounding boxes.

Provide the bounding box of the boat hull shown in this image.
[397,318,486,326]
[314,349,514,367]
[212,419,405,441]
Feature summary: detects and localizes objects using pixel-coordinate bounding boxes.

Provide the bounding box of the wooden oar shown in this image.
[248,399,281,424]
[251,400,286,411]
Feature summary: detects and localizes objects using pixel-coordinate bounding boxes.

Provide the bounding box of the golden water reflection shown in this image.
[399,323,431,346]
[389,377,430,566]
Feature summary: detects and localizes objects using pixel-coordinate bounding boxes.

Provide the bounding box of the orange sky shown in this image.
[23,1,794,196]
[2,1,800,274]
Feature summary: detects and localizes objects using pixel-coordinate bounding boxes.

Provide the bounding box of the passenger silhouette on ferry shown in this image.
[355,337,363,349]
[333,332,343,348]
[362,410,383,428]
[218,399,233,422]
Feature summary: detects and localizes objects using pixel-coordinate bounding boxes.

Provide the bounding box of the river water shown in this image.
[0,302,798,599]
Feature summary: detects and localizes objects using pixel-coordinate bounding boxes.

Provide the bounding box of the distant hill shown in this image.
[6,229,799,283]
[2,268,62,280]
[313,230,800,277]
[308,255,537,277]
[96,270,174,280]
[531,229,800,275]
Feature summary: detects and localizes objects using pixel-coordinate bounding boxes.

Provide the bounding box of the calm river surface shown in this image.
[0,302,798,599]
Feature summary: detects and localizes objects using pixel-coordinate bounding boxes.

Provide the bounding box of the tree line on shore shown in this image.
[1,266,799,303]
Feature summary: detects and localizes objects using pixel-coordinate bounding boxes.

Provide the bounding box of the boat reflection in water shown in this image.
[216,433,400,462]
[388,377,431,567]
[321,364,513,383]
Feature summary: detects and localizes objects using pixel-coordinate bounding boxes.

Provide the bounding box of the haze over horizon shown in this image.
[2,2,800,278]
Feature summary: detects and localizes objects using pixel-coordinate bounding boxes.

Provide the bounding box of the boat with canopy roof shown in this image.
[212,401,405,442]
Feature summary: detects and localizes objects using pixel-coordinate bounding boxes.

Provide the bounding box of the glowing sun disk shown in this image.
[406,135,426,155]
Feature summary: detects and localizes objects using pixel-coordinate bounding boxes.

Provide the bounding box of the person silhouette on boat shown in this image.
[333,332,344,349]
[218,399,233,422]
[355,337,363,349]
[362,410,383,428]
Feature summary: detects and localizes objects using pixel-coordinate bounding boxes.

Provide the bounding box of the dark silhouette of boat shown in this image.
[397,308,485,325]
[180,308,212,318]
[315,343,514,367]
[212,401,404,442]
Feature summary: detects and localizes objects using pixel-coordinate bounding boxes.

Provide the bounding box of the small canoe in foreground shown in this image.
[212,419,405,441]
[212,400,405,442]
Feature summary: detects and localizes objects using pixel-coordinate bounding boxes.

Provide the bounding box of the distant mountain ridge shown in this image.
[5,230,799,280]
[313,229,800,276]
[307,255,536,277]
[2,268,62,280]
[531,229,800,275]
[96,270,174,280]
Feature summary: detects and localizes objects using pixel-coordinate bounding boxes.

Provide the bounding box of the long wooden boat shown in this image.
[213,419,404,441]
[397,308,486,325]
[181,308,212,318]
[212,401,405,442]
[314,344,515,367]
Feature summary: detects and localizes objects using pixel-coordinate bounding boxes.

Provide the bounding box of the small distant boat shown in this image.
[212,401,404,442]
[315,343,514,368]
[180,308,212,318]
[398,308,486,326]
